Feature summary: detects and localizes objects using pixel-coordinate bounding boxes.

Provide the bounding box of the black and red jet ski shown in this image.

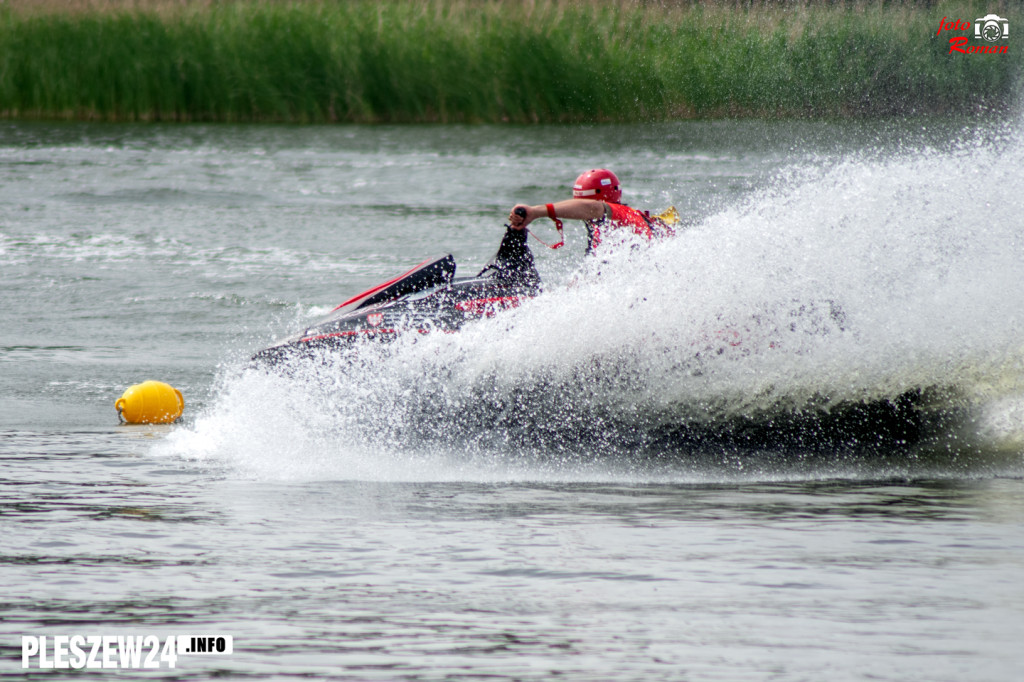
[252,223,541,364]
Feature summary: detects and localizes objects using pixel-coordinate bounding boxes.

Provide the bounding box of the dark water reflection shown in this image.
[2,435,1023,680]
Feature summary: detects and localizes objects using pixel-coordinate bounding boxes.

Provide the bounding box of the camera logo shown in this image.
[939,13,1010,55]
[975,14,1009,42]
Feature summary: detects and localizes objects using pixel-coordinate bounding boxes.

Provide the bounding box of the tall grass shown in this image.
[0,0,1019,122]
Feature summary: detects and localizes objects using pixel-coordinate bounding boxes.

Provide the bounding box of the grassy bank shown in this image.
[0,0,1020,123]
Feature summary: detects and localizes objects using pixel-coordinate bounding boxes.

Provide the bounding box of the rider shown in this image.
[507,169,672,253]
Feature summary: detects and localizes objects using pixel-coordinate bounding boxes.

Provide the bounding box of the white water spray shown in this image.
[158,120,1024,480]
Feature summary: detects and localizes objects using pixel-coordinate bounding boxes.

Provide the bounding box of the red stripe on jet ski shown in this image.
[301,328,456,342]
[301,330,398,342]
[331,258,436,311]
[454,297,523,316]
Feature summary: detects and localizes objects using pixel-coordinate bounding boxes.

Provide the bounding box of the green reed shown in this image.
[0,1,1019,122]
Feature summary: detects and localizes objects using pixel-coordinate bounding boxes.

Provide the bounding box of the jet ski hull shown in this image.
[253,227,540,365]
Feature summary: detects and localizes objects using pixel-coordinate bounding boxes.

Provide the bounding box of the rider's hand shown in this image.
[508,204,533,230]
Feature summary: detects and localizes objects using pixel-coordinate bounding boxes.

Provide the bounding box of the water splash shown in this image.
[158,120,1024,481]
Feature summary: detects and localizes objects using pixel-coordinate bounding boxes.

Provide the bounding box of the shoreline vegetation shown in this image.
[0,0,1020,123]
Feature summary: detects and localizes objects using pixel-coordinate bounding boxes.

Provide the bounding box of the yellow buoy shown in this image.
[115,381,184,424]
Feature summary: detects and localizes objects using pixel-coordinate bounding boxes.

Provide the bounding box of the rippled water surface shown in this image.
[2,119,1023,680]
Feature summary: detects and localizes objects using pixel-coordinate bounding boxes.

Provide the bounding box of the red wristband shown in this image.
[546,203,557,220]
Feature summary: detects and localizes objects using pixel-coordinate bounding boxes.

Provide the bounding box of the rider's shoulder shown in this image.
[604,202,646,222]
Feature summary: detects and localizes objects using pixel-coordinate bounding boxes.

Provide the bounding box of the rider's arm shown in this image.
[508,199,609,229]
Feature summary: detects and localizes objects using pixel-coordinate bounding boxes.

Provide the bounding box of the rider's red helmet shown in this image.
[572,169,621,203]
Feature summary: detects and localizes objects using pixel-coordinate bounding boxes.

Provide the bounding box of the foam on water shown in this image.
[0,229,390,275]
[158,120,1024,481]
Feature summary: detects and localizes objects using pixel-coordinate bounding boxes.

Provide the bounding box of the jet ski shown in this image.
[252,219,541,365]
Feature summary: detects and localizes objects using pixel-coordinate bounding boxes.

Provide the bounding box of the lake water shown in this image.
[2,118,1023,680]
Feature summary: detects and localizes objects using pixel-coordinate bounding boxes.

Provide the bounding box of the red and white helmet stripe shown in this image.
[572,169,621,203]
